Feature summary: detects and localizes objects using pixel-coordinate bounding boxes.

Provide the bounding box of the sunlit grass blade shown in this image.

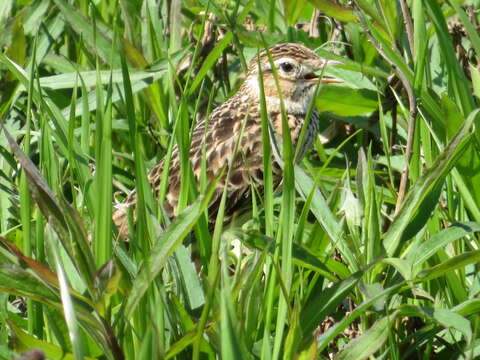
[119,56,155,243]
[93,71,113,266]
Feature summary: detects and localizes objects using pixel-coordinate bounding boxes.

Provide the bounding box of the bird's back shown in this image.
[113,91,318,236]
[113,42,334,236]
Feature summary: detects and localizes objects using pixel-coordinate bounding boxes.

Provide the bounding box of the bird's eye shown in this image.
[280,62,294,72]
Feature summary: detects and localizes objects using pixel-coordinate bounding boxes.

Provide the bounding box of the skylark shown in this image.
[114,43,341,235]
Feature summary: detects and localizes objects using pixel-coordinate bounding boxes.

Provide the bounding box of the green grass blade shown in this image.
[383,109,478,256]
[407,222,480,270]
[123,180,217,319]
[334,314,393,360]
[417,250,480,282]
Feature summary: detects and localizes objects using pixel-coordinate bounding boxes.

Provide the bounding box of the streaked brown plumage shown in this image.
[114,43,341,236]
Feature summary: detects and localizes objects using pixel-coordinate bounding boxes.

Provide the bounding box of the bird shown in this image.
[113,43,342,236]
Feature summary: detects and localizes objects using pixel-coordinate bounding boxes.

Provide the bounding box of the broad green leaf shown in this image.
[8,320,97,360]
[0,238,59,286]
[295,341,317,360]
[4,17,26,70]
[383,258,413,281]
[283,0,307,25]
[358,281,385,311]
[93,260,121,317]
[294,164,356,267]
[432,308,472,344]
[38,69,167,90]
[325,67,379,91]
[236,229,340,281]
[453,299,480,317]
[308,0,356,22]
[316,86,378,116]
[294,164,342,244]
[439,96,480,214]
[0,264,59,303]
[174,244,205,310]
[164,331,198,359]
[334,314,393,360]
[397,305,473,344]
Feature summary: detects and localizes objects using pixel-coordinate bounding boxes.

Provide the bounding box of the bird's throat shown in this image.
[244,77,317,115]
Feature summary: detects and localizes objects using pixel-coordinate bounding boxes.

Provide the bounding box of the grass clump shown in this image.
[0,0,480,359]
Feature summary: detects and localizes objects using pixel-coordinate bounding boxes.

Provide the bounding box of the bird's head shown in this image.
[245,43,342,113]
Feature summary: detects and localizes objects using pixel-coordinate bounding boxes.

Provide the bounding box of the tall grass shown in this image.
[0,0,479,359]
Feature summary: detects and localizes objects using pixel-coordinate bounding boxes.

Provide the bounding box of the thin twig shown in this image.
[398,0,415,59]
[395,100,417,215]
[355,7,417,215]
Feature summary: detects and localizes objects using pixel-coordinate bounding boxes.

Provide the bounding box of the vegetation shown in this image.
[0,0,480,359]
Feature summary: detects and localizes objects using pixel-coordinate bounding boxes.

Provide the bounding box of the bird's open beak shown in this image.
[320,76,343,84]
[304,59,343,83]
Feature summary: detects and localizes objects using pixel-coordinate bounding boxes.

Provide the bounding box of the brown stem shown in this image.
[390,96,397,152]
[395,102,417,215]
[398,0,415,59]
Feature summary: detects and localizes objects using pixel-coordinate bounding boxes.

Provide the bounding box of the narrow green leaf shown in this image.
[124,182,217,318]
[412,0,428,91]
[408,222,480,269]
[383,109,478,255]
[46,228,85,360]
[2,126,97,290]
[432,308,472,344]
[300,270,363,338]
[188,32,233,96]
[52,0,120,66]
[449,2,480,63]
[425,0,474,114]
[417,250,480,282]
